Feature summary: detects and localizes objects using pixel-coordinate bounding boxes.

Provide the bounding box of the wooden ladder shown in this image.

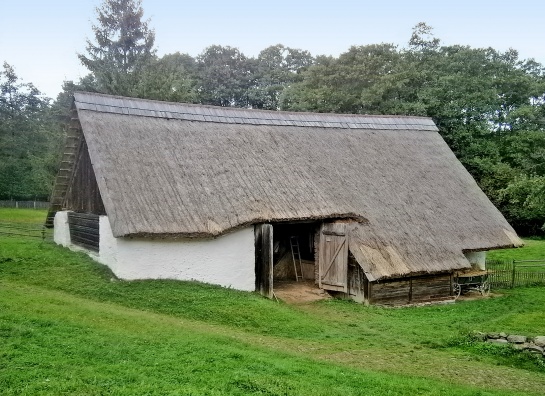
[45,112,82,227]
[290,236,304,282]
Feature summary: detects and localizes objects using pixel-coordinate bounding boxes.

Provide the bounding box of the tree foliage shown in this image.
[0,63,62,200]
[5,10,545,235]
[196,45,255,107]
[78,0,155,96]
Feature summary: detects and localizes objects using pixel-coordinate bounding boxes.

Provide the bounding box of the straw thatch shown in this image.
[67,92,522,280]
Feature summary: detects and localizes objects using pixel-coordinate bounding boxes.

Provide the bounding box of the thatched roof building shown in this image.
[50,92,521,302]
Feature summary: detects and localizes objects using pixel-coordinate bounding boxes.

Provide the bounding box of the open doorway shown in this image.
[255,220,343,303]
[272,222,318,282]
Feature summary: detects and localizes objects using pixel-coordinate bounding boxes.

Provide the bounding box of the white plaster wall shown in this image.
[53,211,71,247]
[112,226,256,291]
[98,216,118,268]
[54,212,256,291]
[465,251,487,270]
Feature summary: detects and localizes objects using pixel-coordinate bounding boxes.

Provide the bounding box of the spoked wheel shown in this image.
[479,281,490,297]
[453,283,461,299]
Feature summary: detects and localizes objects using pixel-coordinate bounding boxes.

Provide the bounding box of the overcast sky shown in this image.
[1,0,544,99]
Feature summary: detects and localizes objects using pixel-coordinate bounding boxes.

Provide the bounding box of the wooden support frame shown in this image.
[255,223,273,298]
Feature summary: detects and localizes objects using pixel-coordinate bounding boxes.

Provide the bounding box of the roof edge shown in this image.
[74,91,439,131]
[111,213,368,239]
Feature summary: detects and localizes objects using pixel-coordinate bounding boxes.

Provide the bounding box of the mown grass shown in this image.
[487,237,545,261]
[0,208,47,223]
[1,210,545,395]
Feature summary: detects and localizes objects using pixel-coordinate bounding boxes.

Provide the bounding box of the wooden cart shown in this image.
[453,270,490,299]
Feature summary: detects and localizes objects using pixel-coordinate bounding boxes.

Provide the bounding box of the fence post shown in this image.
[511,260,516,289]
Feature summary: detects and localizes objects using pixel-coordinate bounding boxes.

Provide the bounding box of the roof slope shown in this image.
[72,92,522,280]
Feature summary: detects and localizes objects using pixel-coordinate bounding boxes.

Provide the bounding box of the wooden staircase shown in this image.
[45,112,82,227]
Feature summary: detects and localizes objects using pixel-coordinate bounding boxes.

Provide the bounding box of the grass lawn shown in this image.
[487,237,545,261]
[1,210,545,395]
[0,208,48,223]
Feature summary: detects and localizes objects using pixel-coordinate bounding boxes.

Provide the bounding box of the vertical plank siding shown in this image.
[67,212,100,252]
[255,224,273,298]
[319,223,348,292]
[64,139,106,215]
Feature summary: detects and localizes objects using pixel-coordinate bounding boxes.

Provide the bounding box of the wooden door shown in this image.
[255,223,273,298]
[319,223,348,292]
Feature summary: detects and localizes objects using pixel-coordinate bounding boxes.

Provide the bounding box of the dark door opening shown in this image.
[272,222,319,282]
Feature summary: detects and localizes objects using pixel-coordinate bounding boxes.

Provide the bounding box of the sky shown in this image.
[1,0,544,99]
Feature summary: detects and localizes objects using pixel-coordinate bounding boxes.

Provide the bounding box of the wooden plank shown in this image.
[255,224,273,298]
[68,210,100,251]
[319,223,348,293]
[68,219,99,230]
[71,233,100,246]
[322,239,346,278]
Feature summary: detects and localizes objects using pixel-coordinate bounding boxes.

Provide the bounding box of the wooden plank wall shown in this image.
[319,223,348,292]
[255,224,273,298]
[68,212,100,252]
[369,274,452,306]
[64,138,106,215]
[347,259,368,303]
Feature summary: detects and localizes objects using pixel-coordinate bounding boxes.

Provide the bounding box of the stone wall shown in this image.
[478,332,545,357]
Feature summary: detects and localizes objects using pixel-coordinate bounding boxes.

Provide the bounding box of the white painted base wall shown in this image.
[53,211,256,291]
[464,251,487,270]
[53,211,71,247]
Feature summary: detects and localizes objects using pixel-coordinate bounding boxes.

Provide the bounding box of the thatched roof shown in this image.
[70,92,522,280]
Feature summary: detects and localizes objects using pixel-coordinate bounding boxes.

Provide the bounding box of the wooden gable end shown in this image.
[64,136,106,215]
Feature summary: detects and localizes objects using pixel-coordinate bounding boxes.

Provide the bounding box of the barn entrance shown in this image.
[271,222,318,283]
[255,221,349,302]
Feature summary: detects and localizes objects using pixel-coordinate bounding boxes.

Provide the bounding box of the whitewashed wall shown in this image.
[464,251,487,270]
[54,211,256,291]
[53,210,71,247]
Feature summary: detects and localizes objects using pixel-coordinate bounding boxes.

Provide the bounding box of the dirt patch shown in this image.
[457,291,501,301]
[273,280,332,305]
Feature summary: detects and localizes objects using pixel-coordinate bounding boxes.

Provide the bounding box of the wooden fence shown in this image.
[487,259,545,288]
[0,200,50,209]
[0,221,51,240]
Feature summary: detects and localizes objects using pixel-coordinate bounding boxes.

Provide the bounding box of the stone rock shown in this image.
[487,333,501,339]
[487,338,509,345]
[527,344,544,354]
[472,331,487,341]
[533,336,545,347]
[511,343,529,350]
[499,332,508,338]
[507,335,527,344]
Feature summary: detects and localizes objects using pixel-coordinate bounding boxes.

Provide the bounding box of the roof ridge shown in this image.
[74,92,438,131]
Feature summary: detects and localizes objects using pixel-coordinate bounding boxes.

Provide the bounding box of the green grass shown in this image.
[0,208,47,223]
[487,237,545,261]
[1,210,545,395]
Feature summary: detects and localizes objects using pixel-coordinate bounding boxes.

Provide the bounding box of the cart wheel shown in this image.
[480,281,490,297]
[453,283,461,299]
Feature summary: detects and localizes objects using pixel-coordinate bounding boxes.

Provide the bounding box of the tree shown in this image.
[248,44,313,110]
[78,0,155,96]
[196,45,255,107]
[280,44,400,113]
[499,175,545,235]
[135,53,198,102]
[0,62,62,200]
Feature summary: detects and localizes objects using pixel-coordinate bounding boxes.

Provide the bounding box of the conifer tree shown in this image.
[78,0,155,95]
